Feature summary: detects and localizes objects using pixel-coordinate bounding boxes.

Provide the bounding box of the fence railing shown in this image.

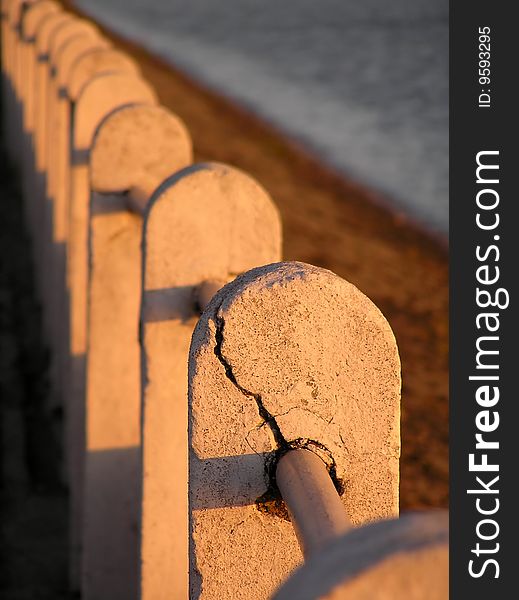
[1,1,448,599]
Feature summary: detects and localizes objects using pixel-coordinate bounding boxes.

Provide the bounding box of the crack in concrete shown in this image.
[213,312,289,451]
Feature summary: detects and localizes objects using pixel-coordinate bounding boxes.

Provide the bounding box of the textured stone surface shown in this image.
[273,511,448,600]
[73,71,157,151]
[18,2,60,236]
[44,20,102,426]
[68,46,140,102]
[90,103,192,197]
[49,30,110,593]
[67,85,158,556]
[34,12,72,171]
[56,34,110,89]
[81,104,192,600]
[140,162,281,600]
[19,1,59,131]
[68,71,156,357]
[188,261,400,599]
[31,12,75,400]
[83,205,142,600]
[47,19,98,213]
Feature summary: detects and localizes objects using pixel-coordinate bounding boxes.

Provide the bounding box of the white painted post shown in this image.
[187,261,401,599]
[81,103,192,600]
[272,511,448,600]
[139,162,282,600]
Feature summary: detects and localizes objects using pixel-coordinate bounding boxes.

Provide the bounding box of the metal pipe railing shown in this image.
[276,448,352,558]
[196,278,229,312]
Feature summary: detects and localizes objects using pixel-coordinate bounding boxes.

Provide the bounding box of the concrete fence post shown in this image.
[68,68,155,360]
[272,511,448,600]
[34,71,156,416]
[2,0,18,154]
[46,18,98,211]
[4,0,37,161]
[81,104,192,600]
[139,162,282,600]
[187,261,401,599]
[31,10,72,311]
[65,71,149,568]
[34,11,71,182]
[50,35,111,256]
[67,46,141,103]
[66,53,142,353]
[18,1,60,220]
[1,3,10,128]
[43,19,103,413]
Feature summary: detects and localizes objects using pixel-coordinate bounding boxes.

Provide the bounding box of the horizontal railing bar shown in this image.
[276,448,352,558]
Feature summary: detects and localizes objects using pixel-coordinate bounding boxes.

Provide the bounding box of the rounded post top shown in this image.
[55,35,110,89]
[143,162,282,290]
[48,18,98,68]
[90,104,192,204]
[21,0,59,41]
[35,11,72,55]
[189,261,401,524]
[67,47,140,102]
[73,72,157,151]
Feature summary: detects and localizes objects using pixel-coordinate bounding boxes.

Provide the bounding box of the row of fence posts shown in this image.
[1,1,448,598]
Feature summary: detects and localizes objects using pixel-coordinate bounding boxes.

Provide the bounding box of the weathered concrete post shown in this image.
[2,0,18,154]
[65,68,147,576]
[139,162,282,600]
[45,22,108,418]
[5,0,37,162]
[0,2,10,118]
[42,18,102,413]
[39,70,154,411]
[1,0,14,152]
[67,46,141,103]
[272,511,448,600]
[187,261,401,599]
[50,35,110,255]
[66,46,139,299]
[46,19,98,209]
[18,1,60,222]
[31,10,72,311]
[81,104,192,600]
[34,11,72,183]
[67,67,153,366]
